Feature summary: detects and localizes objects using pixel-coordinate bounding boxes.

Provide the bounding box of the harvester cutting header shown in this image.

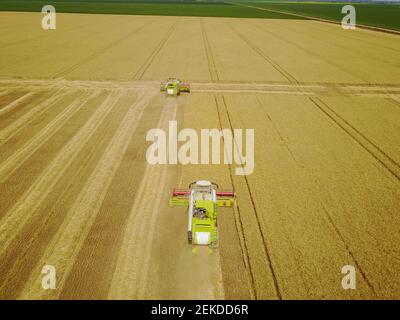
[169,180,235,247]
[160,78,190,96]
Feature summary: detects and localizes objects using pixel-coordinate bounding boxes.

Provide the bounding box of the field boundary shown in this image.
[227,2,400,35]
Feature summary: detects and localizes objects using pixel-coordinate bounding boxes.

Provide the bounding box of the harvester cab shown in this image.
[169,180,235,246]
[160,78,190,96]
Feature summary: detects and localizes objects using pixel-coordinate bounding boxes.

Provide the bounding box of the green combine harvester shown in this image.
[160,78,190,96]
[169,180,235,246]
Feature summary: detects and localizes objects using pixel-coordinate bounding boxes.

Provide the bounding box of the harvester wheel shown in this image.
[209,241,218,249]
[210,230,218,248]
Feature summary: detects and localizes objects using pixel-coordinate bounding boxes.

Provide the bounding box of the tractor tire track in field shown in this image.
[214,94,256,299]
[200,18,220,81]
[191,81,400,96]
[284,20,400,54]
[249,21,369,84]
[215,93,281,299]
[222,94,282,299]
[132,21,178,80]
[54,19,156,79]
[321,205,376,295]
[309,96,400,181]
[274,20,400,67]
[2,77,400,96]
[0,91,143,299]
[387,95,400,109]
[227,23,298,84]
[255,95,303,168]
